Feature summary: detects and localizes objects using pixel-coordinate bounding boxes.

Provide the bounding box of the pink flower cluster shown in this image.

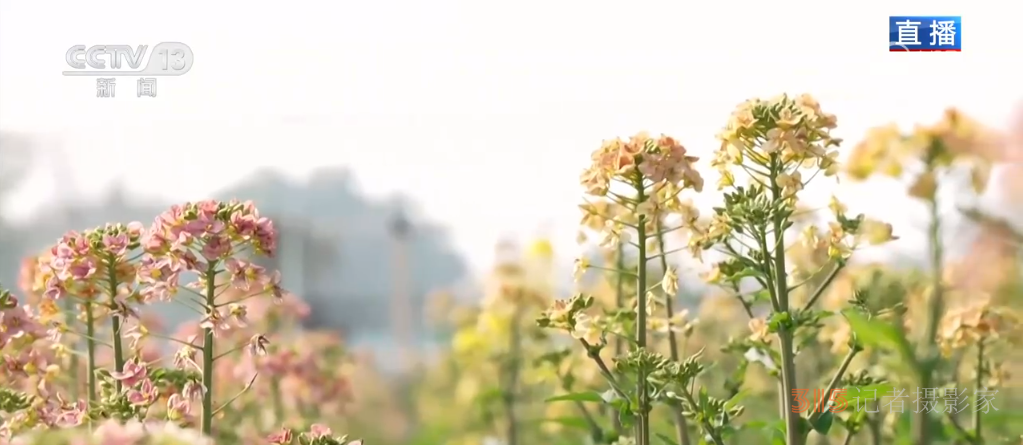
[9,419,214,445]
[136,200,281,304]
[41,222,144,302]
[142,200,276,259]
[268,424,363,445]
[581,132,705,196]
[0,294,46,351]
[1,200,364,444]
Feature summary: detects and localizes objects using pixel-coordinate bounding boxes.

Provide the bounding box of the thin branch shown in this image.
[213,290,273,308]
[212,373,259,415]
[808,347,859,425]
[801,262,845,311]
[212,343,247,362]
[579,339,630,402]
[66,329,114,348]
[145,332,200,349]
[572,400,604,439]
[646,247,688,260]
[589,265,638,278]
[944,410,980,445]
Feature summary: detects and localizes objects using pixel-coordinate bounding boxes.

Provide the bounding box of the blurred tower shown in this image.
[389,210,413,370]
[389,210,417,441]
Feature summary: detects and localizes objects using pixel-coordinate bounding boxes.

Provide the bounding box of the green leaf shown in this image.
[811,411,834,435]
[474,387,503,406]
[741,420,769,430]
[618,404,636,429]
[844,383,896,401]
[655,432,680,445]
[540,416,592,432]
[799,417,815,437]
[843,310,918,370]
[981,410,1023,426]
[725,389,751,409]
[752,289,773,304]
[545,391,603,403]
[728,267,763,282]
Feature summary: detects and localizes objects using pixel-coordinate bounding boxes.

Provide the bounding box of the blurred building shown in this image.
[0,148,469,371]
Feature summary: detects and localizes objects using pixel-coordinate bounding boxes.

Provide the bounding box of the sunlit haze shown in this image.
[1,0,1020,275]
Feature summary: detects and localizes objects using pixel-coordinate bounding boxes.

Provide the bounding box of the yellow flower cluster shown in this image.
[847,108,1002,199]
[938,299,1020,356]
[846,123,906,180]
[712,94,841,191]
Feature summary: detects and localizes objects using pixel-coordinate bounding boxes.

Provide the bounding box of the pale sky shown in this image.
[1,0,1020,275]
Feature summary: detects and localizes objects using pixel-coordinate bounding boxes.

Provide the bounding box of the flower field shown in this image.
[2,94,1022,444]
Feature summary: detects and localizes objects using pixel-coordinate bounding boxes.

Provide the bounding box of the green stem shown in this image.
[867,350,883,445]
[770,161,801,445]
[270,378,285,425]
[972,341,984,442]
[656,220,692,445]
[916,193,944,445]
[107,259,125,394]
[581,339,631,401]
[868,414,882,445]
[634,175,650,445]
[84,301,97,405]
[611,243,626,435]
[801,263,844,311]
[201,264,218,436]
[266,316,285,429]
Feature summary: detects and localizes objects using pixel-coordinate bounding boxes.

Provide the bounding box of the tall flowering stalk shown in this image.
[694,95,897,445]
[704,95,845,445]
[650,188,694,445]
[43,223,147,400]
[542,132,704,445]
[138,200,280,435]
[938,300,1019,443]
[846,108,1002,445]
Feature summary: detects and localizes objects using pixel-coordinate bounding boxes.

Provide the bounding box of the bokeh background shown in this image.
[2,0,1022,443]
